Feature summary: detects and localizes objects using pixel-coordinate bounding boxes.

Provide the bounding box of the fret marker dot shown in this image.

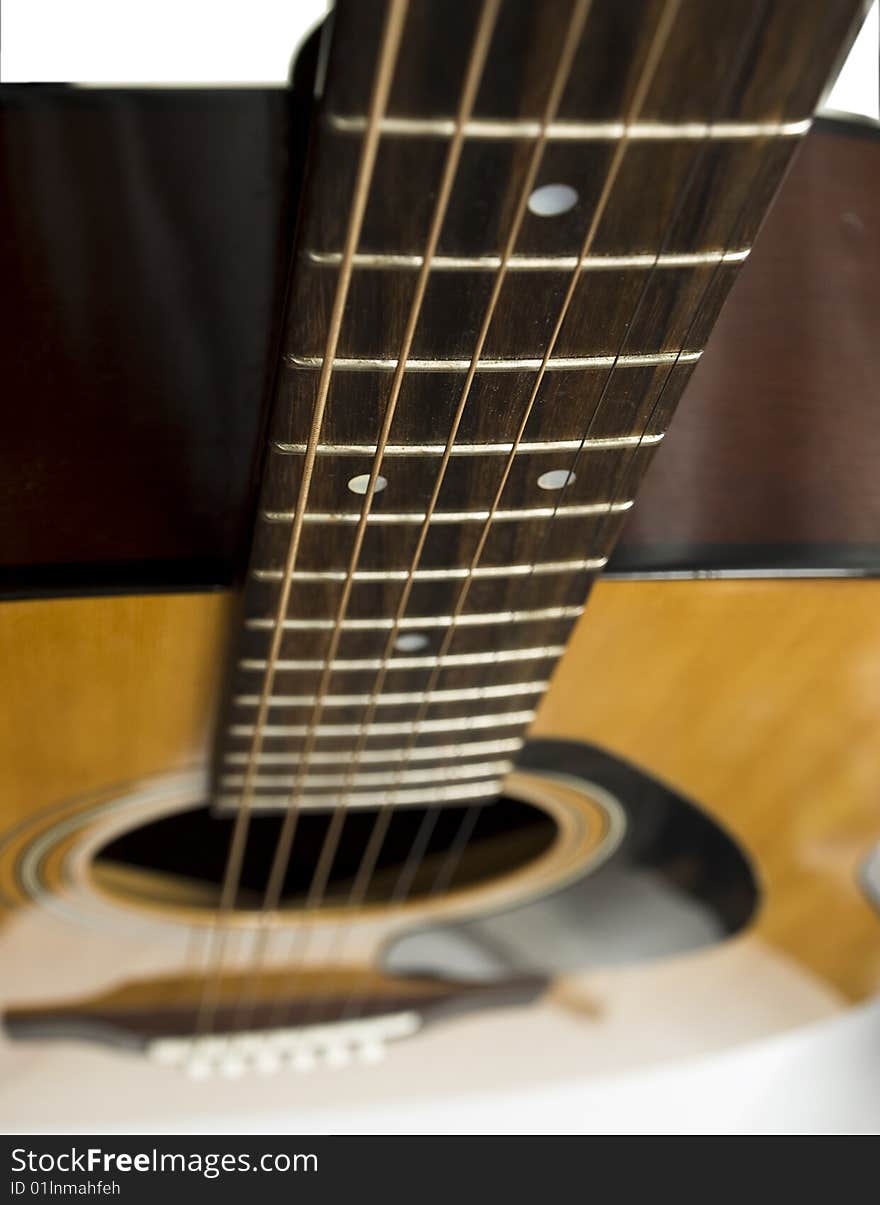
[528,183,578,217]
[395,633,428,652]
[348,473,387,496]
[537,468,576,490]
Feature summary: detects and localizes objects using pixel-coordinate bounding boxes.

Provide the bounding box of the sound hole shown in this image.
[91,798,558,913]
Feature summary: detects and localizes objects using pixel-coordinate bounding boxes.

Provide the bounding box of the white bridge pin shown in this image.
[149,1011,421,1078]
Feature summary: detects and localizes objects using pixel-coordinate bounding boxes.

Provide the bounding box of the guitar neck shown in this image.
[213,0,863,811]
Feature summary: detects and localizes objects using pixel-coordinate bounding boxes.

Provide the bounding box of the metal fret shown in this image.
[216,779,503,810]
[245,605,583,631]
[305,249,749,271]
[234,681,547,708]
[252,558,606,583]
[272,435,662,456]
[286,351,701,371]
[220,760,513,788]
[238,646,566,671]
[228,711,536,737]
[328,114,811,140]
[222,737,525,764]
[262,502,632,524]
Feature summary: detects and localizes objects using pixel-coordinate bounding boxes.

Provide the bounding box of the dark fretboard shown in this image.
[212,0,862,813]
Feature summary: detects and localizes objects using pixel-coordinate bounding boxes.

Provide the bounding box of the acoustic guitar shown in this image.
[1,0,878,1129]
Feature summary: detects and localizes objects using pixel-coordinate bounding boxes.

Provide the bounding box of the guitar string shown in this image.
[307,0,686,1026]
[262,0,596,1037]
[228,0,505,1036]
[392,0,780,930]
[192,0,410,1039]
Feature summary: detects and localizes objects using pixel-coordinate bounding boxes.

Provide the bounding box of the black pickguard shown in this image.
[385,739,758,978]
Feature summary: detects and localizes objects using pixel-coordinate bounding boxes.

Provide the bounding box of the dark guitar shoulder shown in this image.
[0,80,877,597]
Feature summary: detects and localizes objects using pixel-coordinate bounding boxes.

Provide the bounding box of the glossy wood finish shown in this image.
[0,87,295,592]
[0,581,877,1008]
[0,593,232,834]
[328,0,856,125]
[620,115,880,571]
[534,579,880,1000]
[2,109,878,594]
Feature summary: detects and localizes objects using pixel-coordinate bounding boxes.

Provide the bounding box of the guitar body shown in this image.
[1,0,878,1132]
[1,579,878,1128]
